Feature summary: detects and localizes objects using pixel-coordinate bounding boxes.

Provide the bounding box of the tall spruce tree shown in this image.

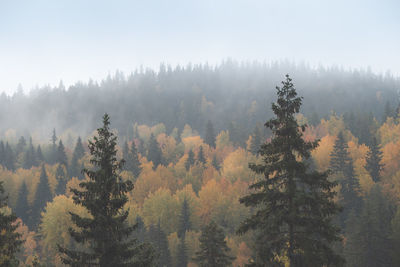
[57,140,68,167]
[0,181,22,266]
[365,137,384,183]
[184,150,195,171]
[36,145,44,163]
[249,124,263,155]
[205,120,216,148]
[31,164,53,228]
[147,133,163,170]
[23,137,37,169]
[58,114,155,266]
[238,75,343,266]
[197,146,206,165]
[148,222,172,267]
[176,238,188,267]
[193,221,234,267]
[55,164,67,195]
[69,137,85,178]
[178,197,191,239]
[4,142,15,171]
[49,129,57,164]
[16,136,26,156]
[211,154,220,171]
[15,181,30,226]
[122,141,142,179]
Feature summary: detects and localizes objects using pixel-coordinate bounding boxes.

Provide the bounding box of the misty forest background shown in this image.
[1,61,400,266]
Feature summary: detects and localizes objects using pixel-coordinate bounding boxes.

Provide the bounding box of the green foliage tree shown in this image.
[147,133,163,170]
[176,238,188,267]
[55,164,67,195]
[205,120,216,148]
[4,142,15,171]
[238,75,343,266]
[31,164,53,228]
[48,128,57,165]
[23,137,37,169]
[36,145,44,163]
[177,197,191,239]
[365,137,384,183]
[15,181,30,226]
[184,150,195,171]
[69,137,85,178]
[148,222,172,267]
[193,220,234,267]
[58,114,155,266]
[0,181,23,266]
[211,154,220,171]
[57,140,68,167]
[16,136,26,156]
[123,141,142,179]
[197,146,206,165]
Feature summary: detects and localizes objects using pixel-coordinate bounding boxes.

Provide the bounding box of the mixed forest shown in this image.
[1,62,400,266]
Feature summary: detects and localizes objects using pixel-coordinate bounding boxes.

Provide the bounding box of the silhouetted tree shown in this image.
[31,164,53,228]
[147,133,163,170]
[185,150,195,171]
[15,181,30,227]
[178,197,191,239]
[366,137,384,183]
[205,120,216,148]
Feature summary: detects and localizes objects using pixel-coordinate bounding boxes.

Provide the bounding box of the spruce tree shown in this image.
[176,238,188,267]
[147,133,163,170]
[23,137,37,169]
[365,137,384,183]
[205,120,216,148]
[249,124,263,155]
[31,164,53,228]
[36,145,44,163]
[55,164,67,195]
[184,150,195,171]
[4,142,15,171]
[197,146,206,165]
[177,197,191,239]
[193,221,234,267]
[49,128,57,164]
[0,141,4,166]
[16,136,26,155]
[130,141,142,179]
[69,137,85,178]
[57,140,68,167]
[238,75,343,266]
[0,181,22,266]
[15,181,30,226]
[58,114,155,266]
[148,222,172,267]
[211,154,220,171]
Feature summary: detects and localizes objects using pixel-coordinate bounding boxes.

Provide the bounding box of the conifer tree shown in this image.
[36,145,44,163]
[51,128,57,164]
[147,133,163,170]
[31,164,53,228]
[211,154,220,171]
[205,120,216,148]
[23,137,37,169]
[69,137,85,178]
[57,140,68,167]
[58,114,155,266]
[365,137,384,183]
[238,75,343,266]
[0,141,4,166]
[193,221,234,267]
[16,136,26,155]
[176,238,188,267]
[184,150,195,171]
[130,141,142,179]
[15,181,30,226]
[4,142,15,171]
[148,222,172,267]
[0,181,22,266]
[249,124,262,155]
[197,146,206,165]
[55,164,67,195]
[178,197,191,239]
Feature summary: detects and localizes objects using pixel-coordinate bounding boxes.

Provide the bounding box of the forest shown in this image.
[1,64,400,266]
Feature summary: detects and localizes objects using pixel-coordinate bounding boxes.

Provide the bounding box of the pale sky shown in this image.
[0,0,399,94]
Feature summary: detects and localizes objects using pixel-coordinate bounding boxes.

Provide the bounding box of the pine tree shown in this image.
[49,128,57,164]
[23,137,37,169]
[58,114,155,266]
[148,222,172,267]
[36,145,44,163]
[31,164,53,228]
[176,238,188,267]
[193,221,234,267]
[130,141,142,179]
[238,75,343,266]
[15,181,30,226]
[365,137,384,183]
[147,133,163,170]
[249,124,263,155]
[69,137,85,178]
[16,136,26,155]
[0,181,23,266]
[55,164,67,195]
[330,132,362,225]
[211,154,220,171]
[177,197,191,239]
[184,150,195,171]
[4,142,15,171]
[205,120,216,148]
[344,185,393,267]
[197,146,206,165]
[57,140,68,167]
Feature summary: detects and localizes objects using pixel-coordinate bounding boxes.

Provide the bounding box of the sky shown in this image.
[0,0,399,94]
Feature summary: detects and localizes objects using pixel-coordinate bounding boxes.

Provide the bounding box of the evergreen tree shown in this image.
[31,164,53,228]
[0,181,22,266]
[176,238,188,267]
[4,142,15,171]
[69,137,85,178]
[58,114,155,266]
[205,120,216,148]
[130,141,142,179]
[148,222,172,267]
[57,140,68,167]
[184,150,195,171]
[193,220,234,267]
[211,154,220,171]
[365,137,384,183]
[383,101,394,122]
[36,145,44,163]
[0,141,4,166]
[147,133,163,170]
[23,137,37,169]
[330,132,362,225]
[238,75,343,266]
[344,185,393,267]
[16,136,26,155]
[55,164,67,195]
[49,128,57,164]
[177,197,191,239]
[15,181,30,226]
[78,162,85,180]
[249,124,262,155]
[197,146,206,165]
